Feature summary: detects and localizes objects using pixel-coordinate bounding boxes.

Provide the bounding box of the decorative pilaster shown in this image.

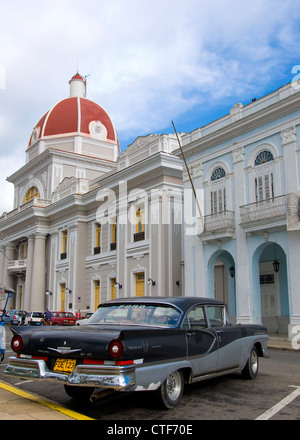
[24,235,34,311]
[30,233,47,311]
[2,243,16,309]
[281,126,298,193]
[232,146,251,323]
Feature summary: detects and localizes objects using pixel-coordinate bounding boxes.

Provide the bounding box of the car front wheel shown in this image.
[242,346,258,379]
[155,370,184,409]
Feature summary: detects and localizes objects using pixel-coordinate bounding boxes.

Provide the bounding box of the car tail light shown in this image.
[83,359,104,365]
[32,355,48,361]
[115,360,134,366]
[11,335,23,353]
[108,340,124,359]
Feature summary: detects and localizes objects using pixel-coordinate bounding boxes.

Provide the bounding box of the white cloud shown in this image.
[0,0,300,212]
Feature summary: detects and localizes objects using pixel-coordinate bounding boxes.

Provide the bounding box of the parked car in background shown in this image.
[3,310,26,325]
[5,297,270,409]
[51,311,77,326]
[25,312,44,326]
[76,312,94,325]
[3,310,16,324]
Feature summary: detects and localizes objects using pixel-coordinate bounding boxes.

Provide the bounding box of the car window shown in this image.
[206,306,225,327]
[182,306,207,329]
[88,304,181,328]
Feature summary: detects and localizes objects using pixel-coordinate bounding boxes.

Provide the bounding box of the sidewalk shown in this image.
[268,334,298,351]
[0,380,94,420]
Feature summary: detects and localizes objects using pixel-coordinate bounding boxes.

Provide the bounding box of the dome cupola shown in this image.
[27,74,119,162]
[69,73,86,98]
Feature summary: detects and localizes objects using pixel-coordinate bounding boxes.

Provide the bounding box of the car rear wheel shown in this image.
[155,370,184,409]
[242,346,258,379]
[64,385,95,400]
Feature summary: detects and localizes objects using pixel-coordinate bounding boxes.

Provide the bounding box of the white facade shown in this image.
[0,76,183,314]
[1,75,300,339]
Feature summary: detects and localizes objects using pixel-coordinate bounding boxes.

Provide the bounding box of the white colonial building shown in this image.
[180,81,300,339]
[0,74,183,315]
[1,74,300,339]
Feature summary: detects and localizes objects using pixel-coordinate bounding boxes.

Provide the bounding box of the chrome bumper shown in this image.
[4,357,136,389]
[262,348,271,358]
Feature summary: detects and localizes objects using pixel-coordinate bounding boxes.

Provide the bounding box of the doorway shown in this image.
[135,273,145,297]
[60,283,66,311]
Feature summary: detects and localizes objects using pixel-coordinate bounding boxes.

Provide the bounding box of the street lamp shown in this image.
[229,266,235,278]
[273,245,280,273]
[147,278,156,286]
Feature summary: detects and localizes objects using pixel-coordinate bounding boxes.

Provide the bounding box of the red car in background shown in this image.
[51,311,76,326]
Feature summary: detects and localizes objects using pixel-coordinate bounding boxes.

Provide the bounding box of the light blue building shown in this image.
[180,81,300,339]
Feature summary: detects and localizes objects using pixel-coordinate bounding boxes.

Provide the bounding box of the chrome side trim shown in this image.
[191,366,241,384]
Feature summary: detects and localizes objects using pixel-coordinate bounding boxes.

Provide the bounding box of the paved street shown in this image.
[0,327,299,420]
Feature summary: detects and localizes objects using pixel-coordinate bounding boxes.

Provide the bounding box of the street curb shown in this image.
[0,380,94,420]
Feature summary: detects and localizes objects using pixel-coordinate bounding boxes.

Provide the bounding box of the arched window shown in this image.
[254,150,274,201]
[211,167,226,181]
[254,150,274,166]
[24,186,40,203]
[210,167,226,214]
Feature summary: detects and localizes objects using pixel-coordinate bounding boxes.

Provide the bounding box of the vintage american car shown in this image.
[4,297,270,409]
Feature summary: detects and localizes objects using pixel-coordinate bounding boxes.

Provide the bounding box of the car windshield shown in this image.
[58,312,74,317]
[87,303,181,328]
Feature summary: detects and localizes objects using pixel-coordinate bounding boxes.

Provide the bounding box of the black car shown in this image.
[5,297,269,409]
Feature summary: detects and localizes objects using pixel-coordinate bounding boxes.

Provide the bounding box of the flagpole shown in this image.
[172,120,203,230]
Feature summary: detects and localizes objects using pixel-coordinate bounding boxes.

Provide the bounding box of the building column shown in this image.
[0,246,5,286]
[281,126,298,193]
[232,146,251,323]
[24,235,34,311]
[2,243,16,309]
[30,233,47,311]
[281,127,300,337]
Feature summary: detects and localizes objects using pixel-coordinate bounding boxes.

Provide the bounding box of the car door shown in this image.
[206,305,244,372]
[184,306,218,377]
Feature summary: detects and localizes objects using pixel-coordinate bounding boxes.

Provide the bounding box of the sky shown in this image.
[1,0,300,214]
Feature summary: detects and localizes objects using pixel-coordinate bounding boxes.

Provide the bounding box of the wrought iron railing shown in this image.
[203,211,235,232]
[240,195,286,224]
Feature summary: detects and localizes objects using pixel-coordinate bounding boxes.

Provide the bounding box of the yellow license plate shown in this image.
[53,358,76,373]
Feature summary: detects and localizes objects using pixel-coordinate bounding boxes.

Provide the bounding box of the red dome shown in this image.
[70,73,85,82]
[28,81,118,148]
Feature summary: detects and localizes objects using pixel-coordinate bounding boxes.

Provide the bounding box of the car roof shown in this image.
[104,296,225,313]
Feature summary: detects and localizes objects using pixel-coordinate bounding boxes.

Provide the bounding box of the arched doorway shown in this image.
[208,250,236,323]
[254,243,289,334]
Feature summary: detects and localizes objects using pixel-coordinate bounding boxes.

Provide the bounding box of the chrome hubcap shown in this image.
[166,371,181,401]
[251,350,258,374]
